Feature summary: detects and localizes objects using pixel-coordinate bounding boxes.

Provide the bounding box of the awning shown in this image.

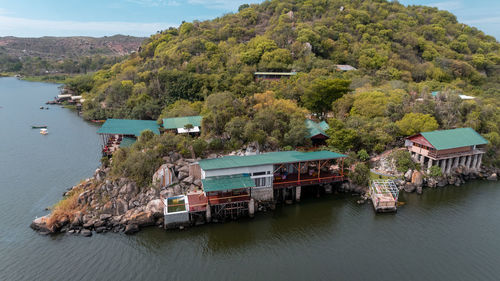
[202,174,256,192]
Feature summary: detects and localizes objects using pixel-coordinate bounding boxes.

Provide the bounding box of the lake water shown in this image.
[1,77,499,281]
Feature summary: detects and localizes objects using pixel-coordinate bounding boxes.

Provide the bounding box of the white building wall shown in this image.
[202,164,274,178]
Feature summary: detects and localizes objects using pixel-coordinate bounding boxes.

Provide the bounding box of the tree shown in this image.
[302,78,351,118]
[357,149,370,161]
[395,112,439,136]
[326,127,359,152]
[350,163,370,186]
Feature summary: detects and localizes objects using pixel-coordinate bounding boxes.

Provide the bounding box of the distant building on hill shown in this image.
[335,64,356,71]
[254,71,297,81]
[305,119,330,145]
[405,128,488,175]
[162,115,203,134]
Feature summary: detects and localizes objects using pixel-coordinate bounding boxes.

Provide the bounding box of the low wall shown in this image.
[164,212,190,229]
[251,187,273,201]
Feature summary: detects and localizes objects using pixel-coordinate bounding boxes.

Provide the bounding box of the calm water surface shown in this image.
[1,77,499,281]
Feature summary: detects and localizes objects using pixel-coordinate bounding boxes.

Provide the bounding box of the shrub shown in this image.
[191,138,207,157]
[357,149,370,161]
[350,163,370,186]
[428,165,442,178]
[391,150,417,173]
[208,138,224,151]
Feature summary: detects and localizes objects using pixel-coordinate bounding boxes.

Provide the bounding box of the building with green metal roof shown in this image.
[199,150,345,171]
[406,127,488,175]
[197,150,347,201]
[97,119,160,136]
[162,115,202,134]
[306,119,330,144]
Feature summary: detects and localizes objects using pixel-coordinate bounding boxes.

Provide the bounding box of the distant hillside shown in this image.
[0,35,145,59]
[0,35,146,76]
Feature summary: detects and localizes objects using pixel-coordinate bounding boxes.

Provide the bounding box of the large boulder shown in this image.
[182,176,194,184]
[487,173,498,181]
[411,171,423,187]
[102,201,114,214]
[30,215,53,234]
[115,198,129,215]
[119,182,138,196]
[145,199,164,218]
[403,182,416,193]
[178,171,188,180]
[127,211,155,226]
[124,224,139,235]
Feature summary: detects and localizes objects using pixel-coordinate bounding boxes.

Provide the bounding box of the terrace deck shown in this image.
[273,173,345,189]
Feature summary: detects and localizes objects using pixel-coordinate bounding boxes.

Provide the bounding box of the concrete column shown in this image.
[440,159,446,174]
[206,206,211,222]
[420,155,425,167]
[296,186,301,202]
[427,159,433,173]
[460,156,466,167]
[248,198,255,218]
[465,155,472,170]
[476,154,483,170]
[471,155,478,171]
[452,157,459,168]
[446,158,452,174]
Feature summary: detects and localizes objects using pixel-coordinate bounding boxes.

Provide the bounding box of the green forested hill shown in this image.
[72,0,500,172]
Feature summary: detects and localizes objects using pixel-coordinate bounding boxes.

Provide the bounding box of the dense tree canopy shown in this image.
[64,0,499,168]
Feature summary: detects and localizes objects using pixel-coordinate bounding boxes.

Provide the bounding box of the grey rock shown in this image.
[81,229,92,237]
[403,183,416,193]
[124,224,139,234]
[416,185,423,195]
[115,198,129,215]
[404,169,413,181]
[487,173,497,181]
[95,226,107,233]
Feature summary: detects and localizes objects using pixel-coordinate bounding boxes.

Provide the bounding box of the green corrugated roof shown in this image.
[202,174,256,192]
[97,119,160,136]
[421,128,488,150]
[162,116,202,129]
[119,137,136,148]
[199,150,346,171]
[305,119,329,138]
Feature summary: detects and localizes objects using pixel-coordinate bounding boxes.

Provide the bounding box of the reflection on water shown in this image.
[1,78,500,281]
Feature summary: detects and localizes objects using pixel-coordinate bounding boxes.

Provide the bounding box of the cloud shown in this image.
[0,16,175,37]
[464,16,500,24]
[427,1,463,11]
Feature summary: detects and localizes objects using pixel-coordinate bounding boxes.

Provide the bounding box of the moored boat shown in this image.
[40,128,48,135]
[32,125,48,129]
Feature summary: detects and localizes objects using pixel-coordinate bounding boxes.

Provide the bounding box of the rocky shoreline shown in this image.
[31,152,206,236]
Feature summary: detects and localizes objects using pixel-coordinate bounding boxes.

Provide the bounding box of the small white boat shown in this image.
[40,128,48,135]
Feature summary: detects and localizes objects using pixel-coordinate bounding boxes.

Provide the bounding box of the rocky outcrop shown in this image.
[30,151,211,236]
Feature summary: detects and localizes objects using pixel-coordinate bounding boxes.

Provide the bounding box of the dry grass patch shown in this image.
[46,186,85,229]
